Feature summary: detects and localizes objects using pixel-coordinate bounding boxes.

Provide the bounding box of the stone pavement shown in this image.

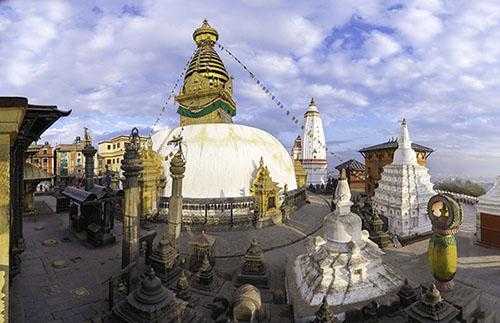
[10,195,500,322]
[382,202,500,315]
[10,197,122,323]
[10,195,331,323]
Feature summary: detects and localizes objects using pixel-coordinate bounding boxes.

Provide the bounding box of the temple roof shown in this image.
[0,97,71,150]
[359,139,433,154]
[335,159,365,172]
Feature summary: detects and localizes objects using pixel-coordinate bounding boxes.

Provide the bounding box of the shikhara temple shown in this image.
[1,18,500,323]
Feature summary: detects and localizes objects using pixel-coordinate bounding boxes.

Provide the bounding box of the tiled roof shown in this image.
[335,159,366,171]
[359,140,433,153]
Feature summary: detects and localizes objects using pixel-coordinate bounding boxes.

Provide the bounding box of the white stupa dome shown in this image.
[152,123,297,199]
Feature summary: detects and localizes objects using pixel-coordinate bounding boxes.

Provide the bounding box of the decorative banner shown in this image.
[215,42,344,164]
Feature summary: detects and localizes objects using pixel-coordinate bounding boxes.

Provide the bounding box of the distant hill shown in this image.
[434,178,488,197]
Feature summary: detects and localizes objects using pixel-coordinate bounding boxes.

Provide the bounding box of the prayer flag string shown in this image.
[215,42,344,163]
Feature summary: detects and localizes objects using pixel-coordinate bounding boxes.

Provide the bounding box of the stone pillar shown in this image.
[0,99,26,323]
[149,146,185,284]
[120,128,143,284]
[166,146,185,247]
[0,134,12,323]
[82,128,96,191]
[12,141,26,253]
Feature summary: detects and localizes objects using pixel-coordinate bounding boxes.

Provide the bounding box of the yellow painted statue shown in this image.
[427,194,463,291]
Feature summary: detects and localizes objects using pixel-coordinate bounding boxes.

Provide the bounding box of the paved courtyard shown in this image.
[10,195,500,322]
[10,195,330,322]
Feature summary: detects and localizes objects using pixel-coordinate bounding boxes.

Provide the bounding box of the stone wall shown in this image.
[157,188,307,229]
[283,188,307,215]
[159,196,256,226]
[434,189,479,205]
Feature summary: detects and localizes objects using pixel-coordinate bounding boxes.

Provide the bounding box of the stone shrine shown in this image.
[63,128,117,247]
[112,268,191,323]
[372,119,435,239]
[196,253,214,290]
[236,239,269,287]
[189,230,216,271]
[405,284,459,322]
[293,169,402,310]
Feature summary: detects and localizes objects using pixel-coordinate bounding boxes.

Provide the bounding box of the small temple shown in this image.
[372,119,435,239]
[292,98,328,186]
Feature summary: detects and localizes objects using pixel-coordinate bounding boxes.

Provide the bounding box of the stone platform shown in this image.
[10,195,500,322]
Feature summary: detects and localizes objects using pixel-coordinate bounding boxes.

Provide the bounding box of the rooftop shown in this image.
[359,139,433,154]
[335,159,365,171]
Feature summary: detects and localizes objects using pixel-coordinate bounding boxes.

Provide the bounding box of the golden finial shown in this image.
[193,19,218,47]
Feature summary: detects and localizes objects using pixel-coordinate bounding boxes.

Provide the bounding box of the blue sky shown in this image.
[1,0,499,180]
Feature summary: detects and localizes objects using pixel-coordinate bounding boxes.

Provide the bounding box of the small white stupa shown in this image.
[372,119,435,238]
[294,169,402,307]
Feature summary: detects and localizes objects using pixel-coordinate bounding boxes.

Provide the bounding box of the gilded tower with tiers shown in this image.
[175,20,236,126]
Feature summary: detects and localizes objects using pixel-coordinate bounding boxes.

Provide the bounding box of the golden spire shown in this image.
[193,19,219,47]
[176,19,236,126]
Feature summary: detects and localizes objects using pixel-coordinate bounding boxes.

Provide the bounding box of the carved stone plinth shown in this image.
[405,284,459,323]
[149,239,180,285]
[236,239,269,287]
[175,270,191,301]
[113,268,187,323]
[369,211,392,249]
[196,254,214,290]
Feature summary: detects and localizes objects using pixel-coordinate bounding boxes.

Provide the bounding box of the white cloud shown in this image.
[1,0,500,179]
[365,31,401,64]
[392,7,443,45]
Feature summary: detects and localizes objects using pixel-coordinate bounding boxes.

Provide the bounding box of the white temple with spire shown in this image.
[301,98,328,185]
[372,119,435,238]
[293,169,402,307]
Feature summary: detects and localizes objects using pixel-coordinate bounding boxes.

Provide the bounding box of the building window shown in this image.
[113,159,115,164]
[107,145,111,150]
[107,159,111,165]
[117,143,120,148]
[113,144,116,149]
[43,158,47,163]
